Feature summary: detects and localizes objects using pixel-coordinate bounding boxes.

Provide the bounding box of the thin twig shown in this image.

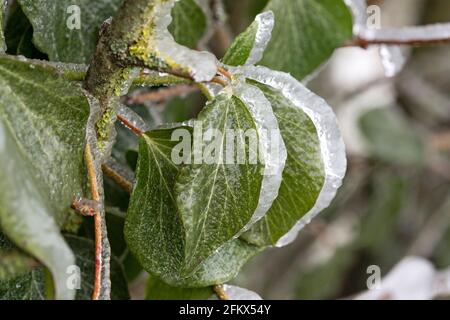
[127,84,198,104]
[102,162,134,194]
[116,114,144,136]
[344,36,450,48]
[84,143,103,300]
[218,67,232,80]
[210,76,228,86]
[213,285,229,300]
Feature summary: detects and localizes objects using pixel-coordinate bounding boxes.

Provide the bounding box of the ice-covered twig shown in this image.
[102,157,135,194]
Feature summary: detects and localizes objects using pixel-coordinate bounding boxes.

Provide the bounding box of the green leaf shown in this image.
[146,275,213,300]
[241,81,325,246]
[261,0,353,80]
[0,0,5,52]
[358,108,425,167]
[0,55,90,299]
[125,124,262,287]
[229,65,346,247]
[175,93,264,275]
[223,11,274,66]
[17,0,123,63]
[0,268,47,300]
[170,0,207,48]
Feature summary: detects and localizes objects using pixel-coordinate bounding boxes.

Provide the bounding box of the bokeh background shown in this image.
[218,0,450,299]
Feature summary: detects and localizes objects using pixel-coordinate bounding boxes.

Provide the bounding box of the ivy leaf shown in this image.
[261,0,353,80]
[0,55,90,299]
[170,0,207,48]
[175,93,265,275]
[17,0,123,63]
[223,11,274,66]
[146,275,213,300]
[359,108,425,167]
[125,125,262,287]
[230,65,347,247]
[0,0,5,53]
[0,268,47,300]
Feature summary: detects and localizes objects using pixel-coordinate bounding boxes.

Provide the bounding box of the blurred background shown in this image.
[219,0,450,299]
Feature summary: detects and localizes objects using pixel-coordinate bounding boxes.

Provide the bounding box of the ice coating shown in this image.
[153,0,218,82]
[231,77,287,234]
[223,285,263,300]
[362,23,450,42]
[343,0,408,77]
[230,66,347,247]
[379,45,407,77]
[117,104,151,133]
[83,91,112,299]
[246,11,275,66]
[344,0,367,34]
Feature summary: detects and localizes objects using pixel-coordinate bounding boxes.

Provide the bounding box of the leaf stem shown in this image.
[213,285,229,300]
[102,162,134,194]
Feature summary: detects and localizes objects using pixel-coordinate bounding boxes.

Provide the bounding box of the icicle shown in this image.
[222,285,263,300]
[117,104,151,133]
[151,0,218,82]
[246,11,275,66]
[231,77,287,233]
[379,45,407,77]
[230,66,347,247]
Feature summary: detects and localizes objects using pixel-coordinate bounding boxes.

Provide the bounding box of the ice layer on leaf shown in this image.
[231,66,347,247]
[222,11,274,67]
[231,78,286,232]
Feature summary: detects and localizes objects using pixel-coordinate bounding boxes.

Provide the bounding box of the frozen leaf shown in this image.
[0,55,90,299]
[128,0,218,82]
[175,92,265,275]
[231,79,286,231]
[0,268,46,300]
[222,285,262,300]
[222,11,274,66]
[125,127,261,286]
[261,0,353,80]
[18,0,123,63]
[231,66,346,247]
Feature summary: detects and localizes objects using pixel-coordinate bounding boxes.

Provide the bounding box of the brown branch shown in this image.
[117,114,144,136]
[127,84,198,104]
[102,162,134,194]
[344,36,450,49]
[84,143,103,300]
